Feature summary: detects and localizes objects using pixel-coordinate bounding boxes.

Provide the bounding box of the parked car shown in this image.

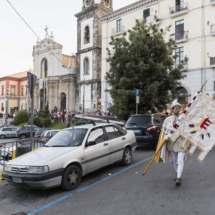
[0,127,17,139]
[124,114,166,147]
[34,128,51,138]
[16,125,40,139]
[40,129,60,140]
[3,122,137,190]
[0,149,12,161]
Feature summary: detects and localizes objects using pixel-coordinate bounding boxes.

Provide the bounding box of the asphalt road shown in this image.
[0,146,215,215]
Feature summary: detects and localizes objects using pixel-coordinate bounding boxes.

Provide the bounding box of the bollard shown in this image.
[11,142,17,160]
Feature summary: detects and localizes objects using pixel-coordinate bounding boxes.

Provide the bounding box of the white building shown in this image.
[101,0,215,112]
[32,30,76,112]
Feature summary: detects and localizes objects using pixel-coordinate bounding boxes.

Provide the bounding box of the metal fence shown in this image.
[0,137,51,170]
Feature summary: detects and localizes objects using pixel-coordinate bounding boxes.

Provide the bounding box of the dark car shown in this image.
[34,128,51,138]
[124,114,166,147]
[16,125,40,139]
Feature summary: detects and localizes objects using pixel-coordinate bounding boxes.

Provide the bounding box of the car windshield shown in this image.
[126,116,152,127]
[45,129,88,147]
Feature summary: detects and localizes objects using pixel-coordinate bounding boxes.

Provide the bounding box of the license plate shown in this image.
[12,177,22,183]
[133,130,141,133]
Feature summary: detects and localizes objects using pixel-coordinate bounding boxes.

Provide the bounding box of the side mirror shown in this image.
[87,141,97,147]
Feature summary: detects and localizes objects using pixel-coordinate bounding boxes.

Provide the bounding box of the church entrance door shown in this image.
[60,92,66,111]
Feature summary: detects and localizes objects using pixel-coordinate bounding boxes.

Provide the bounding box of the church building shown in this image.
[32,29,76,112]
[75,0,113,112]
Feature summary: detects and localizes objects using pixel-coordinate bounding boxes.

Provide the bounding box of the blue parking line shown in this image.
[28,156,153,215]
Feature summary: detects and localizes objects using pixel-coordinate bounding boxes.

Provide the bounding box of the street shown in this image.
[0,143,215,215]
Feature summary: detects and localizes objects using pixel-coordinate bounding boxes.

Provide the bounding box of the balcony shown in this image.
[211,24,215,35]
[211,0,215,6]
[210,57,215,67]
[169,3,188,18]
[145,15,160,26]
[169,31,188,43]
[111,25,125,36]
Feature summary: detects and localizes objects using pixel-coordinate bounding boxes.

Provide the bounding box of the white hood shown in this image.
[8,147,78,166]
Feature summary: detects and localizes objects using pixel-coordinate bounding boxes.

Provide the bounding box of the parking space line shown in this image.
[28,156,152,215]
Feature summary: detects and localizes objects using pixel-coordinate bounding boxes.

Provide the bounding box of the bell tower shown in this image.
[75,0,113,112]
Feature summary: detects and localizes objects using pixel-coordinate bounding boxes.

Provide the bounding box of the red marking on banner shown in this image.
[200,118,212,130]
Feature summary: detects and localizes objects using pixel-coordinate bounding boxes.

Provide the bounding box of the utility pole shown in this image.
[82,78,85,118]
[5,88,9,125]
[27,72,37,151]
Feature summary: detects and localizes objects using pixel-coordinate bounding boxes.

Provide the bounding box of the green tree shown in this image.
[106,19,188,120]
[11,110,29,125]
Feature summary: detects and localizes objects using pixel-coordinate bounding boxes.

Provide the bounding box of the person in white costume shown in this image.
[160,100,188,186]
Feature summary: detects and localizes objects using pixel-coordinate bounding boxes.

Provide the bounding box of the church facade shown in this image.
[75,0,113,112]
[32,31,76,112]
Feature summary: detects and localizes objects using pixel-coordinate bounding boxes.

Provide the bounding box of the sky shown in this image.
[0,0,137,78]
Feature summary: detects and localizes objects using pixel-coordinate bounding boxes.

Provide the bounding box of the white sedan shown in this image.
[2,122,137,190]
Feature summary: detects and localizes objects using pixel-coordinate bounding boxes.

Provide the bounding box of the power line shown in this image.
[6,0,75,74]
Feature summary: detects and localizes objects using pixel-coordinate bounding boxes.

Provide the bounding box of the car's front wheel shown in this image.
[0,135,6,139]
[121,147,132,166]
[61,165,81,191]
[20,134,27,139]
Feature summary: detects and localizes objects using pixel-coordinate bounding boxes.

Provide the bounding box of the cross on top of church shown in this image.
[45,25,49,39]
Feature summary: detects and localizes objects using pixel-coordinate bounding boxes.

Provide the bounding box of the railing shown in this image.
[145,15,160,25]
[111,25,125,35]
[210,57,215,66]
[169,3,188,15]
[169,31,188,42]
[211,24,215,34]
[0,138,51,169]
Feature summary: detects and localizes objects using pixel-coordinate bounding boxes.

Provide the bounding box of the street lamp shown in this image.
[5,88,9,125]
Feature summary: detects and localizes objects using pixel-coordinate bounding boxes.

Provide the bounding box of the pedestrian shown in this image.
[155,100,188,186]
[62,112,65,123]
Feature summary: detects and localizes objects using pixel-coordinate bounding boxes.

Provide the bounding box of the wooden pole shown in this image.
[142,140,167,176]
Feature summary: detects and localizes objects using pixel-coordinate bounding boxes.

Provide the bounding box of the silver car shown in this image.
[0,127,17,139]
[3,122,137,190]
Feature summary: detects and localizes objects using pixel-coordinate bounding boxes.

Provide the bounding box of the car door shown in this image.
[3,128,12,138]
[11,127,17,137]
[104,125,125,162]
[84,127,109,172]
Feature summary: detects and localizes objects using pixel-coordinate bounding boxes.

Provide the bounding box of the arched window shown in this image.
[41,59,48,78]
[84,58,89,75]
[84,26,90,44]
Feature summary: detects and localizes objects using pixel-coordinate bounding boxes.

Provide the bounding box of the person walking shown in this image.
[155,100,188,186]
[62,112,65,123]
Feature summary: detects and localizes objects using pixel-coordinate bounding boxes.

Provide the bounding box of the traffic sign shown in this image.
[136,97,139,104]
[136,89,140,97]
[27,72,37,99]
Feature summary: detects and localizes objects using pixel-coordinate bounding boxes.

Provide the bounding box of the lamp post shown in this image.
[5,88,9,125]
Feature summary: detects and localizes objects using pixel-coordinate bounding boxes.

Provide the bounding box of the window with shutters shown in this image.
[143,8,150,22]
[175,19,184,40]
[175,46,184,67]
[176,0,184,12]
[116,19,122,33]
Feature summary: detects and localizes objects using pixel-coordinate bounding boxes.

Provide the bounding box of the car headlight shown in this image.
[28,166,49,174]
[4,164,12,172]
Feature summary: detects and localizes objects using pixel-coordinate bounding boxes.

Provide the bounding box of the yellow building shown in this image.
[0,71,30,114]
[101,0,215,112]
